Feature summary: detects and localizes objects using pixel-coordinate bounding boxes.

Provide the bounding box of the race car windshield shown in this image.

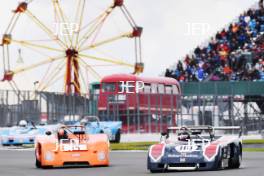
[166,127,241,143]
[87,117,98,122]
[13,128,30,134]
[166,129,211,141]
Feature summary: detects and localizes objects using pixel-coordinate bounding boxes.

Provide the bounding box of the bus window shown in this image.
[172,85,179,94]
[165,85,172,94]
[144,83,151,93]
[102,82,116,93]
[151,83,157,94]
[158,84,165,94]
[89,82,100,95]
[94,89,100,94]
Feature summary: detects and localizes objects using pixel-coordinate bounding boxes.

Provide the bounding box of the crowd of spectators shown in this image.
[165,1,264,82]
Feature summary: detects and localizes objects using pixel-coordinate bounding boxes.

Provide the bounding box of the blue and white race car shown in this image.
[79,116,122,143]
[0,120,57,146]
[147,126,242,172]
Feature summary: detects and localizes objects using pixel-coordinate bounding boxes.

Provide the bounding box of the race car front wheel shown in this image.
[35,145,42,168]
[149,165,167,173]
[229,154,241,168]
[150,169,163,173]
[35,159,41,168]
[113,129,121,143]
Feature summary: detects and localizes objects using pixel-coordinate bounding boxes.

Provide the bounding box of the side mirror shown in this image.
[45,131,52,136]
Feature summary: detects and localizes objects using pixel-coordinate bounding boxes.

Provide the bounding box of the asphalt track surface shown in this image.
[0,150,263,176]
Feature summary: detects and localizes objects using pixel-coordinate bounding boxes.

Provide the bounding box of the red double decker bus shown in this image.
[98,74,181,133]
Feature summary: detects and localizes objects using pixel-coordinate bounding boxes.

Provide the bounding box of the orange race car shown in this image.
[35,125,110,168]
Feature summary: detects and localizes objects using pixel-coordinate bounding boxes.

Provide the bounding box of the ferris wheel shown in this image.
[1,0,143,95]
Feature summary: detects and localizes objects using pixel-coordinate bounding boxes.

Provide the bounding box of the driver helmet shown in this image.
[58,128,66,136]
[57,128,68,140]
[178,131,190,142]
[18,120,28,127]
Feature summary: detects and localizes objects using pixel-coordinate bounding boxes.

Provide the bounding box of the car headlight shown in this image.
[98,151,106,161]
[2,136,8,142]
[45,151,54,161]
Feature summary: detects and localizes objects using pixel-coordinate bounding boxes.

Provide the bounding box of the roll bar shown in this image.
[165,126,242,138]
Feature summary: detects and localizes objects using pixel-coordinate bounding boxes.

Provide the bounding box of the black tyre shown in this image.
[150,169,162,173]
[229,146,241,169]
[148,157,166,173]
[41,165,53,169]
[149,165,167,173]
[35,144,42,168]
[35,159,41,168]
[113,129,121,143]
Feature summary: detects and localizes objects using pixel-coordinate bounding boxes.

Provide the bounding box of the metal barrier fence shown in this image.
[179,95,264,134]
[97,93,181,133]
[0,90,263,134]
[0,90,94,126]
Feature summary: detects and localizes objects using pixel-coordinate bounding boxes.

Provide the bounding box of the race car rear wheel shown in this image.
[229,154,241,168]
[228,146,241,169]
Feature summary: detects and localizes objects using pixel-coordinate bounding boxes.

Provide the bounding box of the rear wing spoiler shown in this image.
[167,126,242,137]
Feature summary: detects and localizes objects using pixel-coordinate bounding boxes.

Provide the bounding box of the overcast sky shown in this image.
[0,0,259,92]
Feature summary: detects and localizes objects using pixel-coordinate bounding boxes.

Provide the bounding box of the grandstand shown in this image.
[165,0,264,133]
[165,0,264,82]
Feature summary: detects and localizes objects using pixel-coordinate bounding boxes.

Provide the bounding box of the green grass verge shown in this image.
[19,143,264,152]
[110,141,264,151]
[110,142,155,150]
[243,148,264,152]
[17,139,264,151]
[242,139,264,144]
[22,144,34,148]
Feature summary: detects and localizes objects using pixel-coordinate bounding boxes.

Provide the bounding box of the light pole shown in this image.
[33,81,39,99]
